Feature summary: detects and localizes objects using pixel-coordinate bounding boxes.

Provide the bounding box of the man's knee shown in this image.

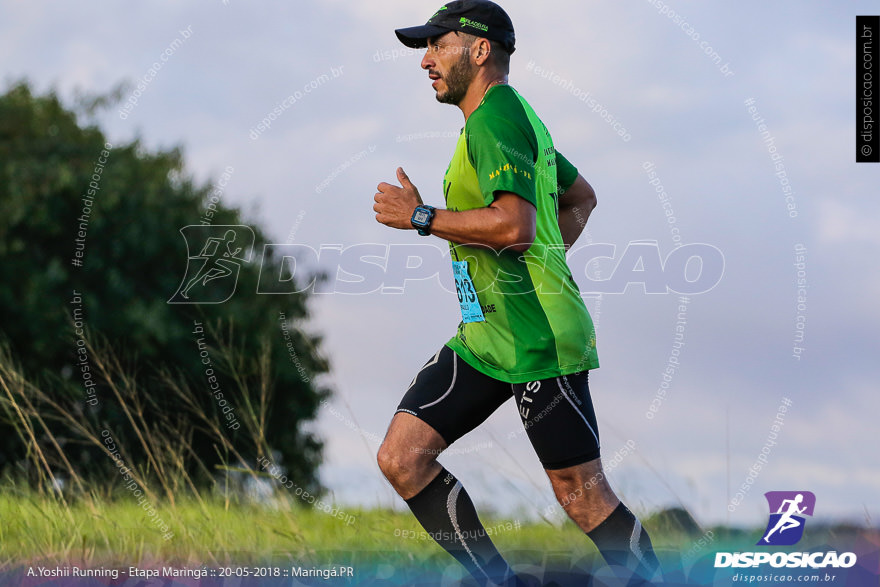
[550,467,581,489]
[377,441,433,484]
[551,476,586,507]
[376,442,399,480]
[547,461,613,505]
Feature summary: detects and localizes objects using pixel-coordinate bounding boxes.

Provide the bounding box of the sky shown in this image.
[2,0,878,531]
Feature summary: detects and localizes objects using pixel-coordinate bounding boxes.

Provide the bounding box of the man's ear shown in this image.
[473,38,491,65]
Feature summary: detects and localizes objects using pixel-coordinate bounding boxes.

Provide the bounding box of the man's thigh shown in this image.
[512,370,601,470]
[394,345,512,447]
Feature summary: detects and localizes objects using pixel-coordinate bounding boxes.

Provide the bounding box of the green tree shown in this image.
[0,82,329,493]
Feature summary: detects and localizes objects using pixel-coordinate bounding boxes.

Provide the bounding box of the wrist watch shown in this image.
[410,205,436,236]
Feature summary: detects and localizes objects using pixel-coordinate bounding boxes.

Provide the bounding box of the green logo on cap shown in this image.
[430,6,448,20]
[459,16,488,32]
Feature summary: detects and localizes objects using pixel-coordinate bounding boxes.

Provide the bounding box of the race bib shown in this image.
[452,260,485,324]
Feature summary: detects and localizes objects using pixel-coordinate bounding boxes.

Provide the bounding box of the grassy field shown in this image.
[0,487,716,567]
[1,488,876,587]
[1,339,875,583]
[0,490,601,568]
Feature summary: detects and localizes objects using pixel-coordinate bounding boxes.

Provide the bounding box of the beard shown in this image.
[435,51,476,105]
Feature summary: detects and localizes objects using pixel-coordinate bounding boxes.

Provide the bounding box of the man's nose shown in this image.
[421,52,433,70]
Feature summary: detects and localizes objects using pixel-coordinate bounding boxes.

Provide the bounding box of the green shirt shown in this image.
[443,84,599,383]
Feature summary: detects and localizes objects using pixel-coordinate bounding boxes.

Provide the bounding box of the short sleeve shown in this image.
[555,150,579,193]
[465,112,538,207]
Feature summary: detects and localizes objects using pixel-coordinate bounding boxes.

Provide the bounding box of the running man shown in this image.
[763,494,807,543]
[181,229,242,299]
[373,1,661,585]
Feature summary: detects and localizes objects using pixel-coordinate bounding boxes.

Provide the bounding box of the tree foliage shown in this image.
[0,82,329,492]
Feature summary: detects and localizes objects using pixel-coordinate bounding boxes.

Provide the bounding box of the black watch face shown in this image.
[413,209,430,225]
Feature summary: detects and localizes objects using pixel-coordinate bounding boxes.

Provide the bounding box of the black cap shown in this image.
[395,0,515,54]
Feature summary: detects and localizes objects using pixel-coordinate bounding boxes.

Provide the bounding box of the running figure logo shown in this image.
[757,491,816,546]
[168,225,254,304]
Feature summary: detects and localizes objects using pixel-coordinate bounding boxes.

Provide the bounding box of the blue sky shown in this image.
[3,0,878,530]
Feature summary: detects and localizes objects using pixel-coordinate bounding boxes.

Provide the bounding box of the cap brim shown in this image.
[394,24,453,48]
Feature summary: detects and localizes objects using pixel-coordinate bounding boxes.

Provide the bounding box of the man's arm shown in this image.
[430,193,535,252]
[374,167,536,252]
[557,173,597,250]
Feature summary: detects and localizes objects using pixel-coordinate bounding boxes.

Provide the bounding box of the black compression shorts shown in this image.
[396,345,601,470]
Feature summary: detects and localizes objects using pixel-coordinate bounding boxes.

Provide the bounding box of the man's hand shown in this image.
[374,167,536,251]
[374,167,424,230]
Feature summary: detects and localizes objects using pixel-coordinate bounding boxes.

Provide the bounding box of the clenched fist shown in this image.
[374,167,424,230]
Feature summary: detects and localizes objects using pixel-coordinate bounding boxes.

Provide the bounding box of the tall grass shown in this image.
[0,321,294,565]
[0,327,263,494]
[0,490,608,569]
